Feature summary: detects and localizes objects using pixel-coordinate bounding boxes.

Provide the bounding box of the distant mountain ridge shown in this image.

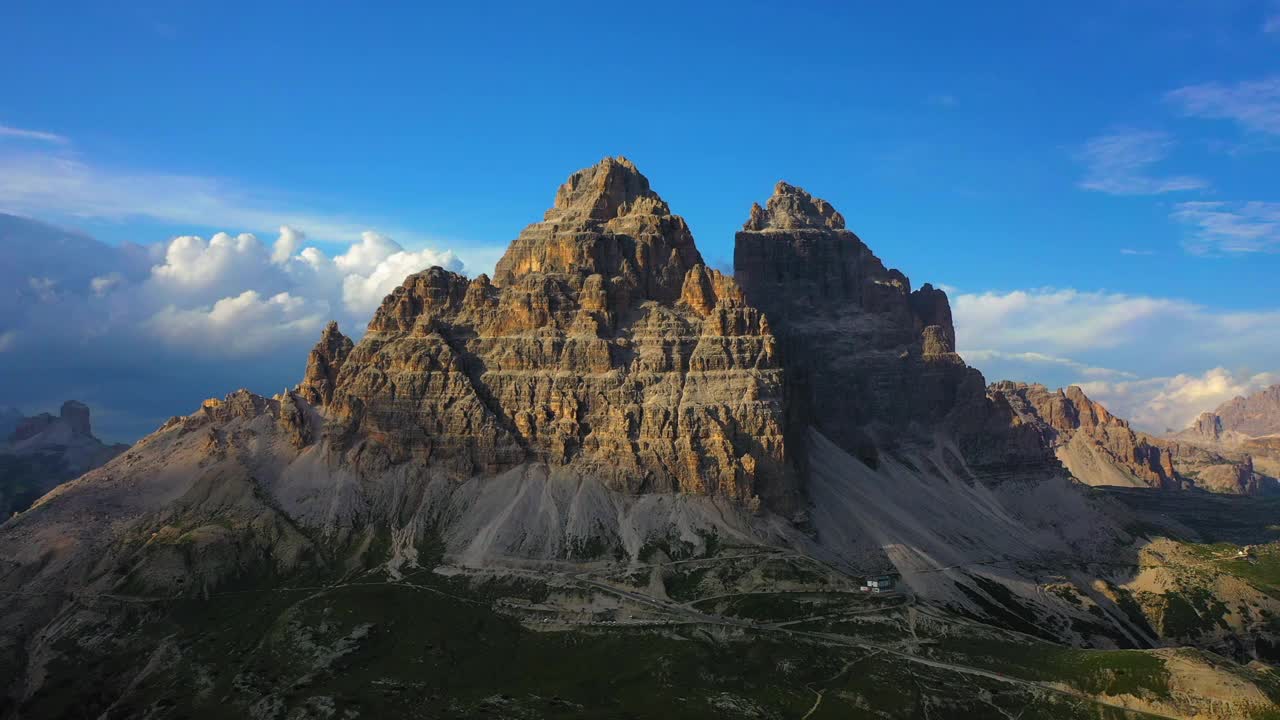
[0,400,128,517]
[1172,383,1280,480]
[1178,384,1280,443]
[993,382,1274,495]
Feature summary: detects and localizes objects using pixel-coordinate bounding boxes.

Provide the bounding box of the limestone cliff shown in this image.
[733,181,1033,475]
[1200,385,1280,439]
[991,382,1181,490]
[322,158,795,510]
[297,321,354,407]
[1167,385,1280,487]
[1177,385,1280,448]
[991,382,1271,494]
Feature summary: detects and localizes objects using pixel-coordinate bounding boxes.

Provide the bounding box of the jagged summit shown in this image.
[1,399,128,516]
[743,181,846,231]
[493,157,702,303]
[991,381,1273,494]
[297,321,353,407]
[546,156,663,224]
[9,400,97,444]
[304,158,795,509]
[733,181,979,462]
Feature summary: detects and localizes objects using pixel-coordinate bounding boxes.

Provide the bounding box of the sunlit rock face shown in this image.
[322,158,797,511]
[989,381,1271,495]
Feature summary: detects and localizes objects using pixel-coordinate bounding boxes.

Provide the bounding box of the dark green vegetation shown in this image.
[1098,488,1280,654]
[12,569,1199,720]
[0,454,67,518]
[17,489,1280,719]
[14,517,1275,720]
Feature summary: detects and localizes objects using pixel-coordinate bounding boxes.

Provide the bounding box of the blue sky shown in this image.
[2,1,1279,439]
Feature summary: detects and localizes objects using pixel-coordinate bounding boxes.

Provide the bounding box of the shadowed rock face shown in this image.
[733,181,996,466]
[319,158,796,510]
[1,400,128,516]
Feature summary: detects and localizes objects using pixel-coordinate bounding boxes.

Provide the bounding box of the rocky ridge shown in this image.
[1166,384,1280,486]
[991,382,1273,494]
[1188,384,1280,441]
[1176,385,1280,475]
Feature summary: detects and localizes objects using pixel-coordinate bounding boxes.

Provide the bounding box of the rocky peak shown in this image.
[1190,411,1224,441]
[547,156,663,224]
[990,382,1185,489]
[297,321,354,406]
[743,181,846,231]
[317,159,796,510]
[60,400,92,437]
[1190,385,1280,441]
[10,400,97,443]
[734,183,954,348]
[991,383,1127,435]
[734,182,977,463]
[493,157,702,304]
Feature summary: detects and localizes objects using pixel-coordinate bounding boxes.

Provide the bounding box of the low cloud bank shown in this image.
[0,214,462,440]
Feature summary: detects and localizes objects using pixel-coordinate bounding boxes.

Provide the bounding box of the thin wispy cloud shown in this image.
[0,145,506,275]
[1077,131,1207,195]
[1172,201,1280,254]
[1167,75,1280,136]
[960,349,1134,380]
[1119,248,1156,256]
[1266,14,1280,33]
[0,150,386,245]
[0,124,68,145]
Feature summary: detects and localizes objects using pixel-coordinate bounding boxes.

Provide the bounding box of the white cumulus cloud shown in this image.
[271,225,304,265]
[0,213,468,439]
[954,287,1280,432]
[1080,368,1279,433]
[147,291,328,356]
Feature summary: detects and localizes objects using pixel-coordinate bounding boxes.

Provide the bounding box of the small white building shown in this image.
[862,575,895,594]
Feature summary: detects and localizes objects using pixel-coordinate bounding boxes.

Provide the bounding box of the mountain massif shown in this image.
[3,159,1280,719]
